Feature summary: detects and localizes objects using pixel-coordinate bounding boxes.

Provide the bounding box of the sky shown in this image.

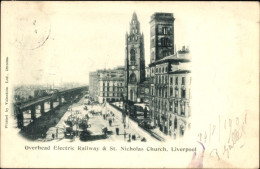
[2,1,259,86]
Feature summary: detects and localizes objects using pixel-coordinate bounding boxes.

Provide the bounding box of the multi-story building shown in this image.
[89,71,99,102]
[98,67,125,103]
[148,12,191,139]
[89,67,125,103]
[168,49,191,139]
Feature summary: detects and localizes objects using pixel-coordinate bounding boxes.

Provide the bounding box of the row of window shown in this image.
[131,28,138,34]
[162,27,169,35]
[102,87,124,92]
[170,77,191,85]
[102,83,124,86]
[128,35,138,41]
[155,75,168,84]
[103,98,123,102]
[102,93,123,97]
[153,100,190,116]
[155,66,168,74]
[155,76,191,85]
[154,88,190,99]
[160,38,170,46]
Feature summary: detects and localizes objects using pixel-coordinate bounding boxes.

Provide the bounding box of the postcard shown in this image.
[1,1,259,168]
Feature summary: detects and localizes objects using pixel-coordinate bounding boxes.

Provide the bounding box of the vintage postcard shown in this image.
[1,1,259,168]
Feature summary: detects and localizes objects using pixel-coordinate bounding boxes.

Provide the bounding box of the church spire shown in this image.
[130,12,140,35]
[132,11,138,20]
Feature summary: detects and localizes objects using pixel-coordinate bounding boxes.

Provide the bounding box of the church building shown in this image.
[125,12,146,102]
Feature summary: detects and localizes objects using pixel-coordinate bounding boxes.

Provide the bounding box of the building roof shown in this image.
[150,12,175,23]
[149,54,191,67]
[169,69,191,74]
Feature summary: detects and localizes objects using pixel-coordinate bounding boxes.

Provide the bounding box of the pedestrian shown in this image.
[132,134,136,140]
[124,131,126,139]
[116,128,119,135]
[56,128,58,138]
[52,133,55,140]
[109,119,112,126]
[72,132,75,141]
[103,127,108,136]
[128,133,131,141]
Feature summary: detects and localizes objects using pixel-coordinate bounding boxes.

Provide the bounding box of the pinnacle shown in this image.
[132,12,138,21]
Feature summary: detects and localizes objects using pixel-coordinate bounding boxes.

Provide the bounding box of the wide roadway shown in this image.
[45,97,158,142]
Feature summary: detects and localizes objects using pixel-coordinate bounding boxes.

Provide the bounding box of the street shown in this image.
[44,96,159,142]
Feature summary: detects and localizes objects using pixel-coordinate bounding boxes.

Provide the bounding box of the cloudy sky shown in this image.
[2,1,258,86]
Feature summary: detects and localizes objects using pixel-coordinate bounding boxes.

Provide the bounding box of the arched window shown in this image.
[161,38,168,46]
[181,89,186,98]
[163,50,168,57]
[129,73,137,83]
[175,88,179,97]
[180,125,184,136]
[130,90,134,101]
[174,117,177,130]
[181,102,185,116]
[174,101,178,114]
[162,76,164,84]
[169,101,173,111]
[130,49,136,65]
[170,87,173,96]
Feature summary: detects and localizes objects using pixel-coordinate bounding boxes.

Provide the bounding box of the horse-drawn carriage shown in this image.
[63,110,91,139]
[89,110,101,116]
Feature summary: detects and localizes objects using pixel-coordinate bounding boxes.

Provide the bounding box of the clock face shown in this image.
[131,65,135,69]
[145,88,149,94]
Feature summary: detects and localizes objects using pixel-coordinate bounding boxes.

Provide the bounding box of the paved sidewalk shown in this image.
[106,103,159,142]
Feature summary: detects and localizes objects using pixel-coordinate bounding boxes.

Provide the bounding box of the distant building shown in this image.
[89,71,99,102]
[89,66,125,103]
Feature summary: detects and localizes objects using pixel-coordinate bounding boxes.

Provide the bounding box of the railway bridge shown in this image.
[14,86,88,129]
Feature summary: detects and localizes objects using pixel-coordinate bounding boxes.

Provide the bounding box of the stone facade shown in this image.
[150,13,175,63]
[125,12,145,102]
[148,12,191,139]
[89,67,125,103]
[149,48,191,139]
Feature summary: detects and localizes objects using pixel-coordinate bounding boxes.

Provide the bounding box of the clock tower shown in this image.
[125,12,145,102]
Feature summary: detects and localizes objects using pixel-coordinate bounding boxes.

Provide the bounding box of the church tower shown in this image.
[125,12,145,102]
[150,13,175,63]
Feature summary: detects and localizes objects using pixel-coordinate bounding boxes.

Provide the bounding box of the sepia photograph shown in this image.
[1,1,259,168]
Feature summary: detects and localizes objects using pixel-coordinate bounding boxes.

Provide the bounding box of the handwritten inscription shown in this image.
[197,112,247,161]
